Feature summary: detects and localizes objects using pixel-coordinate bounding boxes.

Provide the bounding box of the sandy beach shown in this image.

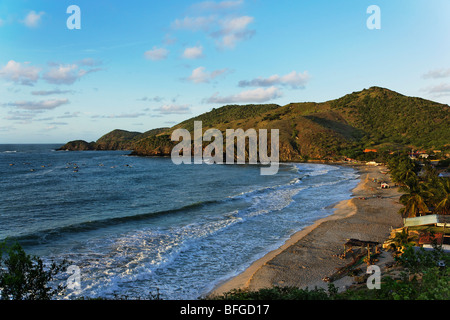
[208,163,404,297]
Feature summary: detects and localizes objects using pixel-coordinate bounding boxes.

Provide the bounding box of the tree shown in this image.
[387,154,420,185]
[384,228,418,257]
[434,178,450,215]
[399,177,431,218]
[0,242,67,300]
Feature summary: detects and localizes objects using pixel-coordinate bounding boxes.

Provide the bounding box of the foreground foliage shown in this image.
[212,285,337,300]
[340,246,450,300]
[0,242,67,300]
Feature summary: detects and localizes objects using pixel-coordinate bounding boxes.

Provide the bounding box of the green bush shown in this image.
[0,241,68,300]
[339,246,450,300]
[212,285,337,300]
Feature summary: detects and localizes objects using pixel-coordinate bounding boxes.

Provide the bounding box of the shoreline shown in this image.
[207,163,403,297]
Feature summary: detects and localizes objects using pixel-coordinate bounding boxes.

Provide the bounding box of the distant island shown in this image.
[58,87,450,162]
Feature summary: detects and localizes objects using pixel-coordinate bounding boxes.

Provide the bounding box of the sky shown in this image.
[1,0,450,143]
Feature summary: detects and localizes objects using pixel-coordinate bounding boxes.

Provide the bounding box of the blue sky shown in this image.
[1,0,450,143]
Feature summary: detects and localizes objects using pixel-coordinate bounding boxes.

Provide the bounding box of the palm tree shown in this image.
[384,228,418,257]
[399,177,430,218]
[395,167,418,185]
[434,177,450,215]
[389,157,419,185]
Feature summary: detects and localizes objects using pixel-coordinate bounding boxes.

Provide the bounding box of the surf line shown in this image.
[171,121,279,175]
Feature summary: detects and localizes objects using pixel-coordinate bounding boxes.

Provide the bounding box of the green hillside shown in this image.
[94,129,142,150]
[57,127,169,151]
[58,87,450,161]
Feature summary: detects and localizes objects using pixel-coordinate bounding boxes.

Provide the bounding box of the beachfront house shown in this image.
[403,214,450,253]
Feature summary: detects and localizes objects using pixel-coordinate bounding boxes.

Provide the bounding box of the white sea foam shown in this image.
[59,163,359,300]
[4,148,359,300]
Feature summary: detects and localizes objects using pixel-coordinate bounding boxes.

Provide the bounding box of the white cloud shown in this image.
[138,96,164,102]
[172,16,216,31]
[57,112,80,119]
[422,68,450,79]
[239,71,310,89]
[154,104,191,114]
[5,99,69,110]
[0,60,41,86]
[210,15,255,49]
[205,86,282,104]
[221,15,253,33]
[22,11,45,28]
[5,110,41,122]
[1,59,101,86]
[77,58,102,67]
[144,47,169,61]
[32,89,74,96]
[35,117,54,121]
[187,66,228,83]
[183,46,204,59]
[171,2,255,50]
[42,63,101,85]
[42,64,78,84]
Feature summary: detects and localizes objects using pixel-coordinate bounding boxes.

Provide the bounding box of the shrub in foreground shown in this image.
[0,241,67,300]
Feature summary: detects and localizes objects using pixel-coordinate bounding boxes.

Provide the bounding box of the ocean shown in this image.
[0,144,359,300]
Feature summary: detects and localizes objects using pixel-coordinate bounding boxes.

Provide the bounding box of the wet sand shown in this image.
[208,163,403,297]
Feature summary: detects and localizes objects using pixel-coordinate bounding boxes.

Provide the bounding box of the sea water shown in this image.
[0,144,359,299]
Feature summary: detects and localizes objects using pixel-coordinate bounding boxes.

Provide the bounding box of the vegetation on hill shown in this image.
[57,140,96,151]
[94,129,142,150]
[58,87,450,161]
[328,87,449,151]
[58,127,169,151]
[130,134,175,156]
[172,104,281,132]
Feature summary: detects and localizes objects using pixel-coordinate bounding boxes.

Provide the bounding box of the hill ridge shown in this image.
[58,87,450,161]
